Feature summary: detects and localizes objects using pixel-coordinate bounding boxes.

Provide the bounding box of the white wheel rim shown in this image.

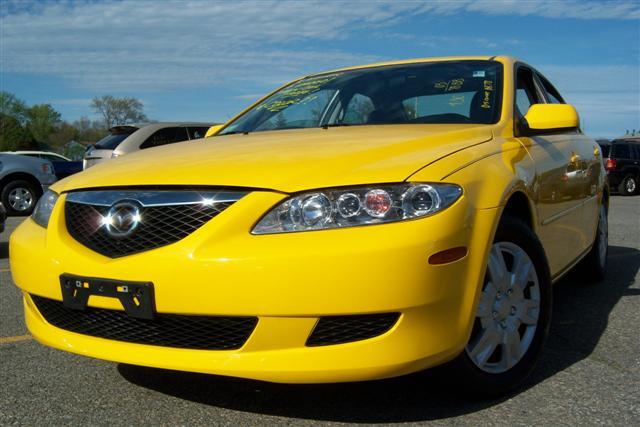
[8,187,34,211]
[626,178,636,193]
[466,242,541,374]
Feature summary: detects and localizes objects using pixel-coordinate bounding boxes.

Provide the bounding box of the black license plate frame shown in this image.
[59,274,155,320]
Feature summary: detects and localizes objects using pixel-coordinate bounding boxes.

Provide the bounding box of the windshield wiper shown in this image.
[321,123,351,129]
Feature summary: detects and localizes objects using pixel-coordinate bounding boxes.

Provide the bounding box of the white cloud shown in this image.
[539,65,640,137]
[1,0,638,92]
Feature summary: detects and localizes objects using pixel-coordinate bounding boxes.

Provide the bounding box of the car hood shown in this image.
[54,125,493,194]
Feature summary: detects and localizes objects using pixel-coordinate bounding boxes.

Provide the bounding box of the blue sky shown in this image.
[1,0,638,137]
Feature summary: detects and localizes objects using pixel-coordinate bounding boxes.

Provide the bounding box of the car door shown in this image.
[536,71,601,245]
[514,65,591,276]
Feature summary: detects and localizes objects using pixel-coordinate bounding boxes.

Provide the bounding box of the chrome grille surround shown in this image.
[65,189,247,258]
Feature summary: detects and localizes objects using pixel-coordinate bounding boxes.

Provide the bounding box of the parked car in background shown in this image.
[84,122,215,169]
[7,151,83,179]
[0,153,57,215]
[12,56,608,396]
[598,138,640,195]
[0,202,6,233]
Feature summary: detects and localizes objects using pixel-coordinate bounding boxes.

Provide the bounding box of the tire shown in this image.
[618,175,637,196]
[1,179,39,216]
[576,203,608,282]
[447,216,552,397]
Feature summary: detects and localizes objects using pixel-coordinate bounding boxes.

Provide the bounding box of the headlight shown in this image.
[32,190,58,228]
[252,183,462,234]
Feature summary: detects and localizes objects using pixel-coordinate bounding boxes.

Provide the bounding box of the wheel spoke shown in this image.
[476,288,494,319]
[511,249,533,291]
[502,329,522,369]
[468,327,501,368]
[488,244,509,292]
[518,299,540,325]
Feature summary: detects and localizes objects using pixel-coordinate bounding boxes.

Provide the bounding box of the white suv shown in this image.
[83,122,215,169]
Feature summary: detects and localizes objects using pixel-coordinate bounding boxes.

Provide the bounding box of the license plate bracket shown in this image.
[60,274,155,320]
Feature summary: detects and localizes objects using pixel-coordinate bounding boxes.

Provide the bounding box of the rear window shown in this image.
[614,143,630,159]
[599,144,610,157]
[95,129,136,150]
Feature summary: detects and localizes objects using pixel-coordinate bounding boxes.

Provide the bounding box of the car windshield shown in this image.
[220,60,502,136]
[94,129,137,149]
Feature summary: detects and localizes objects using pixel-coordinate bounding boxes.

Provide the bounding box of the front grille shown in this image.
[65,195,235,258]
[31,295,258,350]
[306,313,400,346]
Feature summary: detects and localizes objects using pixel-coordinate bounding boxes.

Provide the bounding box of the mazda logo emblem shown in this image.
[104,201,142,238]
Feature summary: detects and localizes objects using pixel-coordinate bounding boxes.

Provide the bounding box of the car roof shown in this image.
[308,55,508,78]
[10,150,66,156]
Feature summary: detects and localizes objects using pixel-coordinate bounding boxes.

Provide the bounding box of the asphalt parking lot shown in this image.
[1,196,638,426]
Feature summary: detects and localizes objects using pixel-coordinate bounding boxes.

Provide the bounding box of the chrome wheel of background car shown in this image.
[8,187,34,212]
[625,177,636,194]
[466,242,541,374]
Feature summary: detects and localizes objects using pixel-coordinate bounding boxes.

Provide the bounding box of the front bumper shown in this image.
[11,190,498,383]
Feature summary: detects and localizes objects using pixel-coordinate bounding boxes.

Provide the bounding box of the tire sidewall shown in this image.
[1,180,38,216]
[451,217,552,396]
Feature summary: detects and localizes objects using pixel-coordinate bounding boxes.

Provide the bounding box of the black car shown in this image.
[598,139,640,196]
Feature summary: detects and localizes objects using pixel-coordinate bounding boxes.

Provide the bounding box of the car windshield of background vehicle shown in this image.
[219,60,503,135]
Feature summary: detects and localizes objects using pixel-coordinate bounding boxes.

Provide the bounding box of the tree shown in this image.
[48,122,78,149]
[0,91,28,125]
[0,91,30,150]
[25,104,62,145]
[73,116,106,143]
[91,95,147,128]
[0,113,29,151]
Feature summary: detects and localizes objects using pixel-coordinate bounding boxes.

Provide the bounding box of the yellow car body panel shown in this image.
[10,55,606,383]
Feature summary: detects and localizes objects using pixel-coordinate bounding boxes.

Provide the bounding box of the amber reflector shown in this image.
[428,246,468,265]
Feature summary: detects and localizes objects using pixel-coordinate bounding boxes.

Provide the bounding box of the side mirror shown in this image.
[205,124,224,138]
[524,104,580,132]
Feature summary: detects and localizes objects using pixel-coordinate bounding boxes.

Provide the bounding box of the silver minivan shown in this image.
[83,122,214,169]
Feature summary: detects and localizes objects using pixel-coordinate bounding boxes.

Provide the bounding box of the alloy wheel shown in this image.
[625,177,636,194]
[8,187,34,212]
[466,242,541,374]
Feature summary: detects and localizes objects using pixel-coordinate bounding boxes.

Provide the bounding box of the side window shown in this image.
[44,154,63,162]
[140,127,189,149]
[342,94,375,124]
[515,67,543,116]
[614,144,630,159]
[187,127,209,140]
[537,74,565,104]
[631,144,640,160]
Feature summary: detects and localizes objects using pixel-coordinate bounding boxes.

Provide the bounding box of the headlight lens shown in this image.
[252,183,462,234]
[32,190,58,228]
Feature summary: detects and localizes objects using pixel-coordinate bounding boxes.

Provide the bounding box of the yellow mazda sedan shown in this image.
[11,56,608,396]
